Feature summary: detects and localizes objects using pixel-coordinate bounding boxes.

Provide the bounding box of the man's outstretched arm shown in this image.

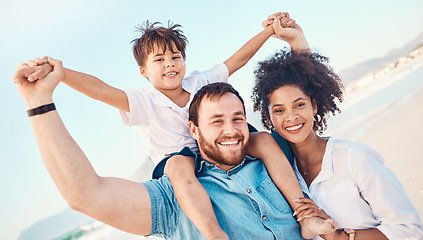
[13,58,152,235]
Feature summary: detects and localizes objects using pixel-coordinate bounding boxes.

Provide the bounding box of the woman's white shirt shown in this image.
[294,137,423,239]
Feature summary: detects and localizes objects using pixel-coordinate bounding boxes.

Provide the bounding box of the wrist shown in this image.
[288,35,310,53]
[27,103,56,117]
[263,25,275,36]
[343,228,356,240]
[24,96,54,110]
[321,230,346,240]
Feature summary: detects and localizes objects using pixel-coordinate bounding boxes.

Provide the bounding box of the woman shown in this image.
[252,49,423,239]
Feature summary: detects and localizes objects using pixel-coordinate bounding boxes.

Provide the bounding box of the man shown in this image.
[13,58,304,239]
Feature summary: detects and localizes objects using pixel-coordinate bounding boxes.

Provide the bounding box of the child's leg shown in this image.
[247,132,337,239]
[164,155,229,240]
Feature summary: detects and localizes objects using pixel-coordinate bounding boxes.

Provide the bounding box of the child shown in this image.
[20,12,336,239]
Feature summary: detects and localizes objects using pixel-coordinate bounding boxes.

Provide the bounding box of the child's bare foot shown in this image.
[292,198,338,239]
[299,217,338,239]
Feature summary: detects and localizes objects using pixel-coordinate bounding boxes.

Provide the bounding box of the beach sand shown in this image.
[338,83,423,219]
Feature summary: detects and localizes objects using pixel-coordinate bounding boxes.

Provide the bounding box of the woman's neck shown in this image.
[291,134,325,163]
[289,133,327,185]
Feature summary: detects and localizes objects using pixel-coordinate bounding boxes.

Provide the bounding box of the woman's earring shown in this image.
[314,114,321,122]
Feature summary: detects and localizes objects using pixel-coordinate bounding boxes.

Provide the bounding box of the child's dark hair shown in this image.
[189,82,245,127]
[251,49,343,134]
[131,21,188,67]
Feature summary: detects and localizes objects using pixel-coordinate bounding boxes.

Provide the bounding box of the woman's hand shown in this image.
[293,198,332,222]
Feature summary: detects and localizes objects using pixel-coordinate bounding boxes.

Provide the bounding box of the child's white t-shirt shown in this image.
[120,63,229,165]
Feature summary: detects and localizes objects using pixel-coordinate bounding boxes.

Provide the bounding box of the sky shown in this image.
[1,0,423,239]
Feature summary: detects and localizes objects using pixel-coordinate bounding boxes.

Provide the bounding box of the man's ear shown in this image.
[139,66,148,79]
[188,121,199,141]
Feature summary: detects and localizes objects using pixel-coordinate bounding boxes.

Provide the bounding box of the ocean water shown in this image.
[325,56,423,139]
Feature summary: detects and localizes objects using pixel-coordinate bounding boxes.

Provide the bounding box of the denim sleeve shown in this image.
[271,132,295,166]
[143,176,180,237]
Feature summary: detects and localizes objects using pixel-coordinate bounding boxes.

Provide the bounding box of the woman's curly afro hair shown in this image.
[251,48,344,134]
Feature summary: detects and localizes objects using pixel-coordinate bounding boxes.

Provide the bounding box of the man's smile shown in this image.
[218,139,241,146]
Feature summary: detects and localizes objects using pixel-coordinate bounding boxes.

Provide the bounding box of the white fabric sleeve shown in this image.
[187,63,229,85]
[119,88,152,126]
[205,63,229,84]
[348,143,423,239]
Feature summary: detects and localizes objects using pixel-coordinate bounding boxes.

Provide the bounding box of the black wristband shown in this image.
[27,103,56,117]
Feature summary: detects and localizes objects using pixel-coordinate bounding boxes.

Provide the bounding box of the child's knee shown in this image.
[163,155,195,177]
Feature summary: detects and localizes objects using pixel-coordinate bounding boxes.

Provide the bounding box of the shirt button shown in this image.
[262,215,267,221]
[206,164,211,167]
[228,172,231,176]
[247,189,251,193]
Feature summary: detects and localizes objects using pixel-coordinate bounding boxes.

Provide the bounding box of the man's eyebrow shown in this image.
[209,114,224,119]
[234,111,245,116]
[209,111,245,119]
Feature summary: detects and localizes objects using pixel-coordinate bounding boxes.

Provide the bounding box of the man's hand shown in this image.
[13,57,64,107]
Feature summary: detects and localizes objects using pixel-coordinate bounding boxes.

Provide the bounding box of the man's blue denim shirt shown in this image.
[143,147,304,240]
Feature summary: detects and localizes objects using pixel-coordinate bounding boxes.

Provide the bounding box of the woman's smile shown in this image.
[285,123,304,133]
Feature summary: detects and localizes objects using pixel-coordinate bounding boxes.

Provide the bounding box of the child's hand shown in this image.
[262,12,295,30]
[15,56,54,84]
[13,57,63,101]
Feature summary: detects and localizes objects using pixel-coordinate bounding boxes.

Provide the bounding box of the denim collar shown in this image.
[196,154,257,175]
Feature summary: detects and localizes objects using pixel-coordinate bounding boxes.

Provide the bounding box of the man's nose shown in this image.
[222,122,237,135]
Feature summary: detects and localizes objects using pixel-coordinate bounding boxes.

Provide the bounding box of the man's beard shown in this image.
[197,129,248,167]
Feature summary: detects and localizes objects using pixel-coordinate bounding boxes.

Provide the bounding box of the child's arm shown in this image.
[223,24,274,76]
[223,12,286,76]
[247,132,304,209]
[247,132,337,239]
[224,12,308,76]
[24,57,129,112]
[164,155,229,240]
[61,68,129,112]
